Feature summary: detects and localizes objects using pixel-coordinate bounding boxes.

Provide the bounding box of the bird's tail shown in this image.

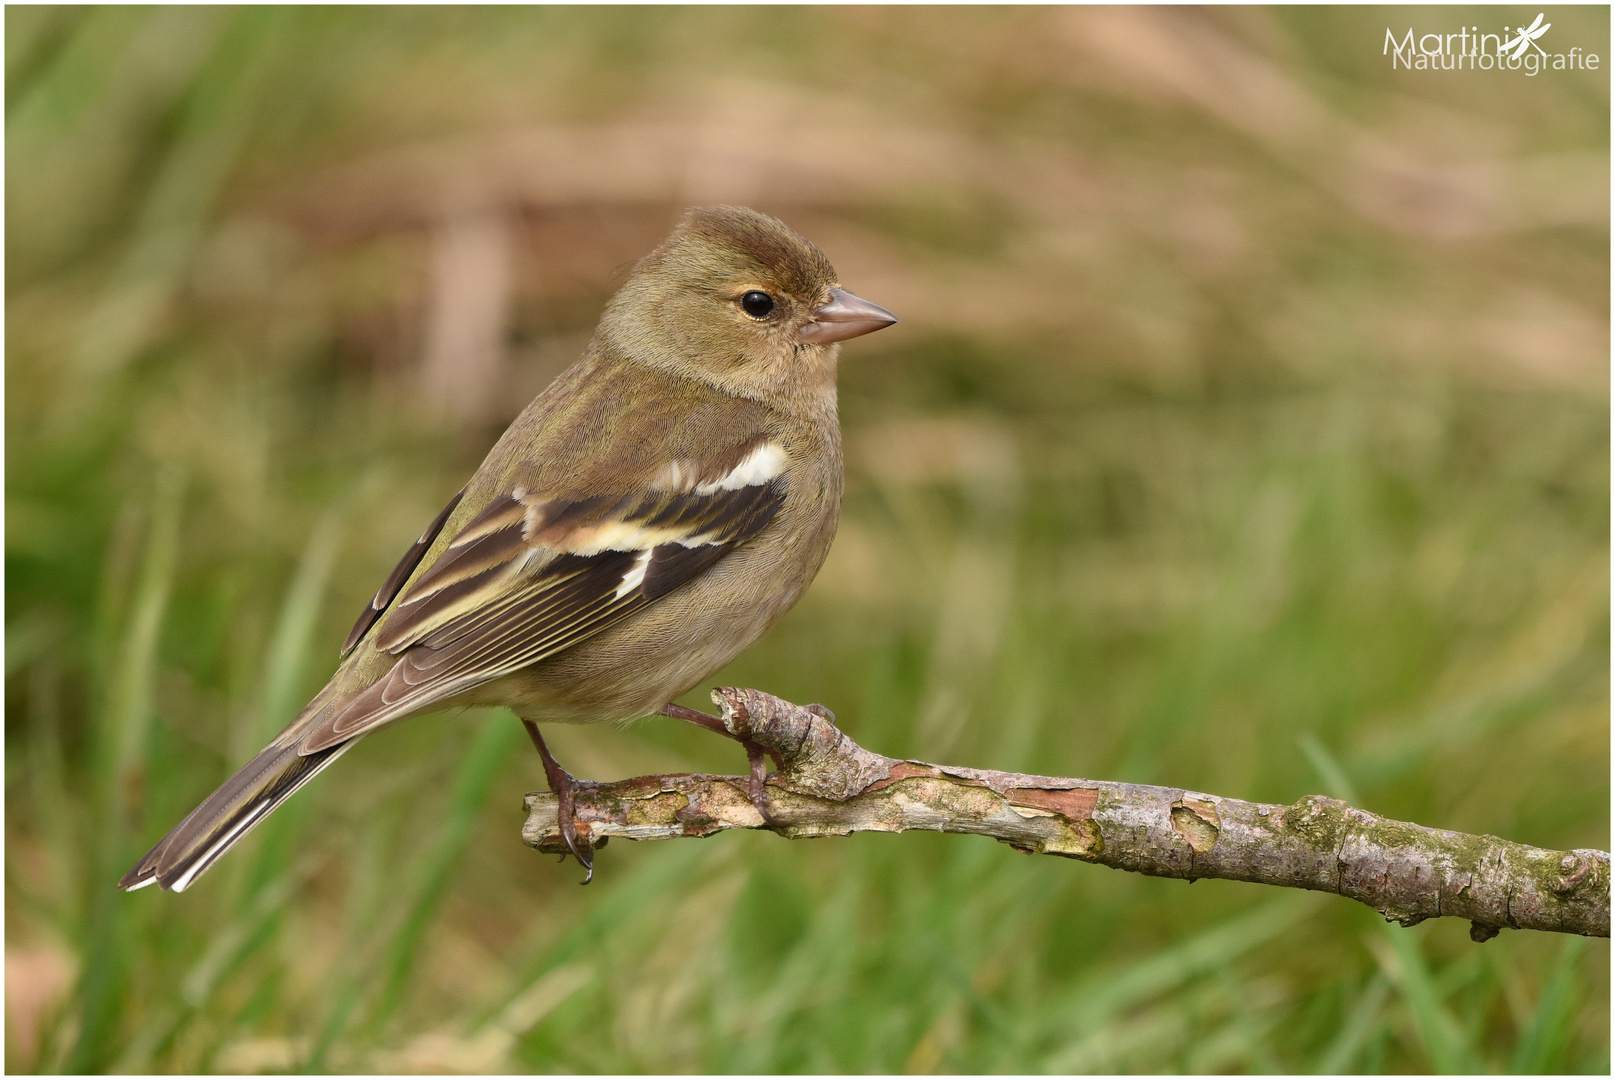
[119,738,356,893]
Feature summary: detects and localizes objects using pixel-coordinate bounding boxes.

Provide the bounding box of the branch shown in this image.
[523,689,1609,940]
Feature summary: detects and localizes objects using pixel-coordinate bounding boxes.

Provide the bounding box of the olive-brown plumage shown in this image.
[121,206,896,892]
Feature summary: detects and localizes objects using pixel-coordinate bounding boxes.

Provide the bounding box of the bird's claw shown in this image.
[744,739,784,829]
[522,720,595,884]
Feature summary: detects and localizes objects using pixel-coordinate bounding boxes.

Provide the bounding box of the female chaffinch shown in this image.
[122,205,896,891]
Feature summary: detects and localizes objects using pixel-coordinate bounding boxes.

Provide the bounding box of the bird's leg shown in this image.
[521,720,594,884]
[657,703,783,827]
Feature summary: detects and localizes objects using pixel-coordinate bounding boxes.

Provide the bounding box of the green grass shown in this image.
[6,5,1608,1073]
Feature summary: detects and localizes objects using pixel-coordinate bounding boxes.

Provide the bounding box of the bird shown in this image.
[119,205,897,892]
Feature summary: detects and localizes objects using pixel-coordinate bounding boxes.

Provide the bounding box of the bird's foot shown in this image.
[521,720,594,884]
[741,739,782,828]
[658,702,783,828]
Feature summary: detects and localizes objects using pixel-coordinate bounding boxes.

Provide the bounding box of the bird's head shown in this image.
[601,206,897,412]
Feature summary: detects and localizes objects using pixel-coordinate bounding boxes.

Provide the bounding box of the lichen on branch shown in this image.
[523,688,1609,940]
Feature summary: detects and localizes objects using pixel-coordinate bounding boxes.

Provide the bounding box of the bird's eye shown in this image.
[739,291,776,319]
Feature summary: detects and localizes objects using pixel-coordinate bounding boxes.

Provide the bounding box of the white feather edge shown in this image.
[518,441,785,560]
[696,442,786,494]
[168,739,359,893]
[615,548,655,599]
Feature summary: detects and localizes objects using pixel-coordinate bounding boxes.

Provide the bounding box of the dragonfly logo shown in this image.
[1501,14,1550,60]
[1384,13,1597,75]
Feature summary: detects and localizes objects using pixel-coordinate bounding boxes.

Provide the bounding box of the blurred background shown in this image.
[6,5,1609,1073]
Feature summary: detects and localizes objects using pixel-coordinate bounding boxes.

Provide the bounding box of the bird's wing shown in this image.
[297,437,787,753]
[340,486,466,657]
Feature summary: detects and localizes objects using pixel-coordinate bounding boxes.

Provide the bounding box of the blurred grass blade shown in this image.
[61,7,291,425]
[182,876,297,1008]
[4,6,92,111]
[1057,895,1313,1028]
[62,895,131,1075]
[1041,896,1314,1071]
[104,466,185,816]
[1208,965,1282,1073]
[1315,972,1390,1073]
[1509,936,1587,1074]
[253,510,344,749]
[1376,926,1480,1074]
[67,467,185,1073]
[724,869,865,1072]
[22,659,85,932]
[1185,979,1282,1073]
[1298,732,1360,805]
[371,712,523,1030]
[301,982,359,1074]
[480,840,714,1031]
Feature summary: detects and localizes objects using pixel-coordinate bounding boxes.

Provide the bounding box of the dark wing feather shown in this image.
[298,473,785,753]
[374,495,533,653]
[642,541,731,600]
[340,487,466,656]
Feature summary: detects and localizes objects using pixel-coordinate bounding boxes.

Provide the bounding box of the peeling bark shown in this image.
[522,689,1610,940]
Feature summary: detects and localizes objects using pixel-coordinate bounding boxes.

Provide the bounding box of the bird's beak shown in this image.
[799,287,899,344]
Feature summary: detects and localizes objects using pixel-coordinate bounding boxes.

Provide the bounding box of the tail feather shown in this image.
[119,739,356,893]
